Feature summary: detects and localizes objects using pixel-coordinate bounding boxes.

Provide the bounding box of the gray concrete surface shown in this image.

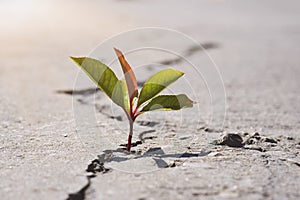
[0,0,299,199]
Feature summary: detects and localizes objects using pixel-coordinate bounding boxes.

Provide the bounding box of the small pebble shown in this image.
[215,133,244,147]
[287,137,294,140]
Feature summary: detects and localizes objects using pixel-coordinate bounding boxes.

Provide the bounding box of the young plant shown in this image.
[71,48,194,151]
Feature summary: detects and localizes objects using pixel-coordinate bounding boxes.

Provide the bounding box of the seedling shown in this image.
[71,48,194,151]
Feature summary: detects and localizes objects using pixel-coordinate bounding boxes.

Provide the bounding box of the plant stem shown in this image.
[126,120,134,151]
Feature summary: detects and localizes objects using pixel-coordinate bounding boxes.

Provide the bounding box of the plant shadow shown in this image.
[98,147,211,169]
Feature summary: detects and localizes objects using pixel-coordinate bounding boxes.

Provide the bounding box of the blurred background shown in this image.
[1,0,299,131]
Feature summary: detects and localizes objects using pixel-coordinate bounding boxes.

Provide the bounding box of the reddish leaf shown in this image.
[114,48,138,105]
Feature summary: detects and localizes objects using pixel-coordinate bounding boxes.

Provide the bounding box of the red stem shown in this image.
[126,134,132,151]
[126,120,134,151]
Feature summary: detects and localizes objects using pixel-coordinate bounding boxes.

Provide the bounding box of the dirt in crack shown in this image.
[66,179,91,200]
[66,159,110,200]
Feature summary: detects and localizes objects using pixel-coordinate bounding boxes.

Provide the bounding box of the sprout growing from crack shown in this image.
[71,48,194,151]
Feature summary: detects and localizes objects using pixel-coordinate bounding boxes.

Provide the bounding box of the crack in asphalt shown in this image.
[65,145,207,199]
[159,42,218,65]
[66,159,110,200]
[66,178,91,200]
[65,131,299,199]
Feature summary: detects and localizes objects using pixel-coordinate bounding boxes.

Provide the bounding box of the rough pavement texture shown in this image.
[1,0,299,199]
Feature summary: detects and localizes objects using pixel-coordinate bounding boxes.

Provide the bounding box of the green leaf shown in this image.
[137,68,184,107]
[140,94,194,112]
[70,56,129,112]
[112,80,130,113]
